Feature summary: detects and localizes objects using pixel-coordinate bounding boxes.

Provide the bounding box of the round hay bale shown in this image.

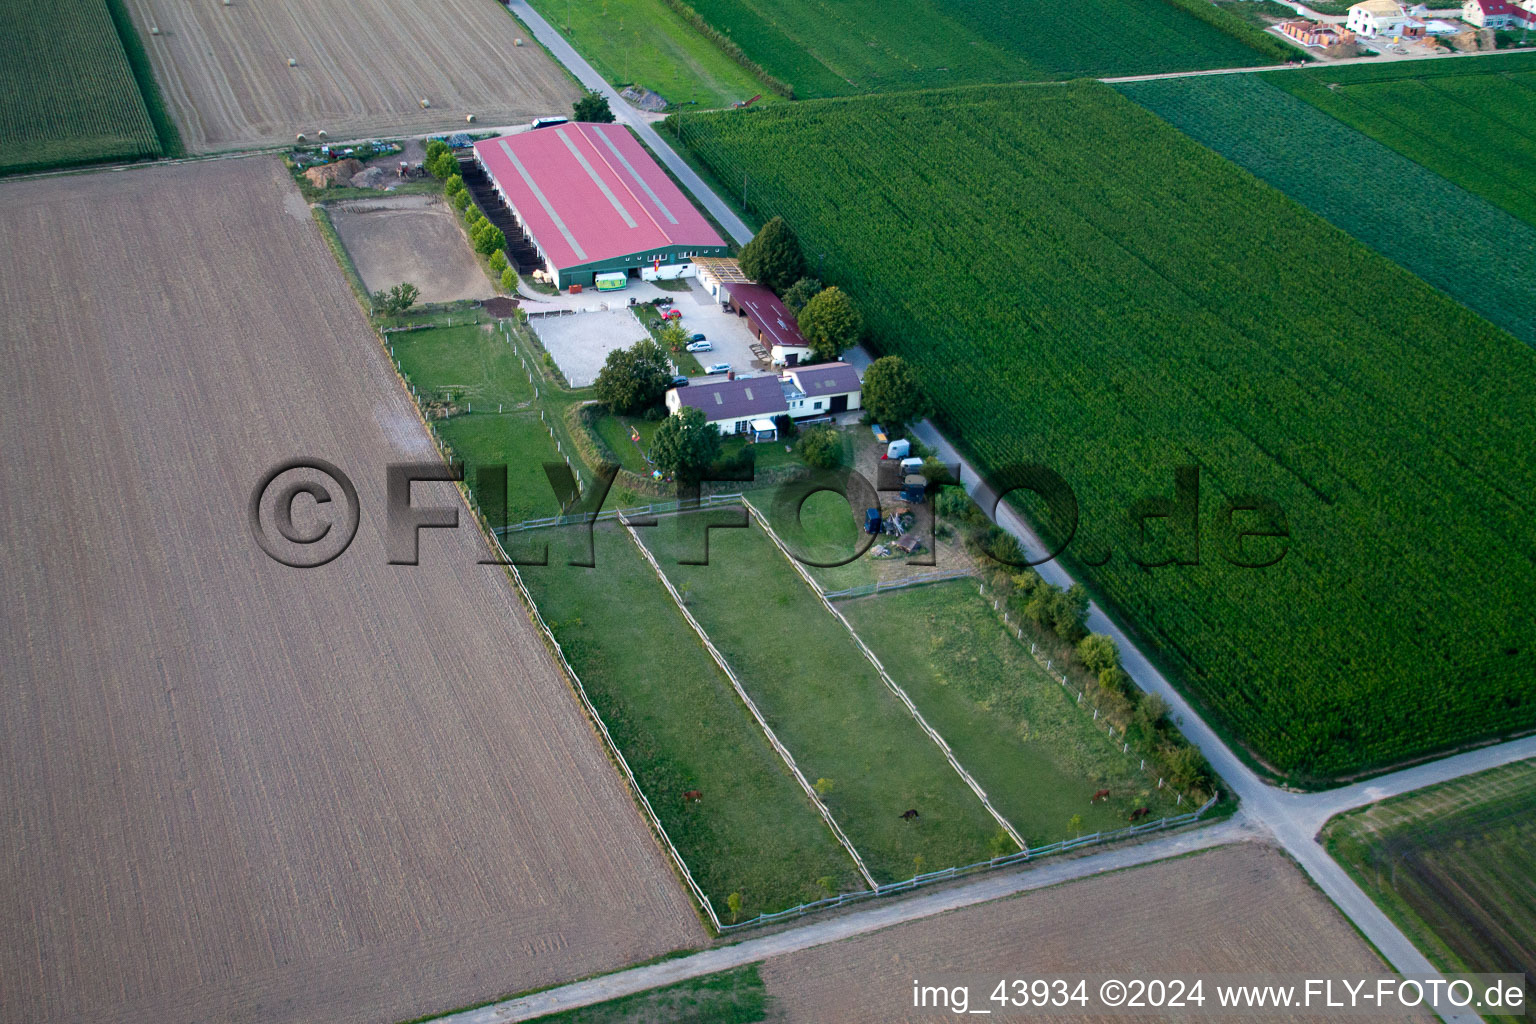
[150,25,161,34]
[514,38,524,46]
[287,57,297,67]
[419,98,431,109]
[466,113,477,123]
[316,129,327,139]
[295,133,307,143]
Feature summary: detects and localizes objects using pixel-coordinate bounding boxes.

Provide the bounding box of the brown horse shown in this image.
[682,790,703,803]
[900,808,920,821]
[1091,788,1111,803]
[1128,806,1150,822]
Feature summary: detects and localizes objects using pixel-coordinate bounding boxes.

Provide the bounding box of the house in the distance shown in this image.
[664,362,862,437]
[1346,0,1412,34]
[1462,0,1535,27]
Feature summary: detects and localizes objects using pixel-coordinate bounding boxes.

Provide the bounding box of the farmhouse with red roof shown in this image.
[1462,0,1535,26]
[472,123,728,289]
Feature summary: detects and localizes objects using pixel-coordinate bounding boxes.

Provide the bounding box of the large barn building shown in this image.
[472,123,728,289]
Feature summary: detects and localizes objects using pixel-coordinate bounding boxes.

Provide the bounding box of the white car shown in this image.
[685,340,713,352]
[705,362,731,375]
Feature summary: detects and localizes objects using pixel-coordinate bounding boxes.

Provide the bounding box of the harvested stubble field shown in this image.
[757,843,1429,1023]
[0,158,701,1024]
[122,0,580,151]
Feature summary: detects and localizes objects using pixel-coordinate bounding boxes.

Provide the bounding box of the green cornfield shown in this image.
[1,0,168,174]
[1264,52,1536,228]
[681,0,1294,98]
[670,82,1536,782]
[1119,74,1536,346]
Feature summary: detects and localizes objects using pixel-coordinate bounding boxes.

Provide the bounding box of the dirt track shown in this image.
[0,157,701,1024]
[330,195,494,303]
[759,843,1428,1023]
[125,0,580,151]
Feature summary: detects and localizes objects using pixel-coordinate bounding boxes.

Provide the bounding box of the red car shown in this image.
[663,308,682,320]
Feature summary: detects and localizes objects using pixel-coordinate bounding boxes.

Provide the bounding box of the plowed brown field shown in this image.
[123,0,579,151]
[759,843,1427,1023]
[0,158,701,1024]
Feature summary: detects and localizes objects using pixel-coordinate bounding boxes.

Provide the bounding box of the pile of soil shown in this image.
[481,296,519,318]
[303,159,363,187]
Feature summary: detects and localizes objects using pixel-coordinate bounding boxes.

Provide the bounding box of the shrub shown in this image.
[1077,633,1120,674]
[489,250,508,275]
[796,425,841,468]
[573,90,616,123]
[782,276,823,315]
[450,189,471,212]
[445,173,465,197]
[500,266,515,292]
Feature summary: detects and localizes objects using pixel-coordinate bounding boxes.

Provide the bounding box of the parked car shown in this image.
[705,362,731,375]
[662,308,682,320]
[688,333,706,342]
[670,375,689,388]
[864,508,883,535]
[685,340,712,352]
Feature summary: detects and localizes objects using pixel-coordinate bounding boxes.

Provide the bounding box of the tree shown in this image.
[370,282,419,317]
[594,338,672,415]
[861,355,930,427]
[449,188,471,213]
[488,250,508,275]
[572,90,615,123]
[738,215,805,293]
[1076,633,1119,674]
[726,891,742,924]
[1051,583,1091,643]
[471,221,505,256]
[444,173,465,197]
[797,286,861,362]
[425,139,457,179]
[796,425,841,469]
[657,320,689,353]
[500,266,515,292]
[782,276,823,315]
[650,406,722,483]
[1067,813,1083,838]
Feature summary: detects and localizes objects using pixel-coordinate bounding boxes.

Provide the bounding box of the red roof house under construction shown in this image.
[472,123,728,288]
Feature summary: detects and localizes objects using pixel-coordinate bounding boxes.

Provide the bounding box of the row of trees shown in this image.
[936,486,1214,800]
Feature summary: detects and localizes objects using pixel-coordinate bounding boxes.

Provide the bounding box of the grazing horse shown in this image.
[682,789,703,803]
[1128,806,1150,822]
[1091,788,1111,803]
[900,808,920,821]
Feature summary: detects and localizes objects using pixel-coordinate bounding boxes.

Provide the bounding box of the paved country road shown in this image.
[476,7,1535,1022]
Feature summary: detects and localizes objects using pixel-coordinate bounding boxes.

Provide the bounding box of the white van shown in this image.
[899,457,925,475]
[886,439,911,460]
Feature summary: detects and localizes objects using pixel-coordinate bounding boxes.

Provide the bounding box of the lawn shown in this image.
[390,323,536,409]
[680,0,1290,99]
[514,526,864,918]
[437,414,567,526]
[1,0,173,173]
[523,0,775,110]
[670,82,1536,783]
[1322,759,1536,996]
[524,965,766,1024]
[1263,52,1536,228]
[636,514,1005,882]
[841,581,1183,847]
[1119,73,1536,346]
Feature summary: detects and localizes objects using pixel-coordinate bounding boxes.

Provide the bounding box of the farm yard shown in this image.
[1,0,175,174]
[1322,759,1536,988]
[675,0,1292,98]
[1119,74,1536,346]
[0,157,703,1024]
[1265,52,1536,228]
[120,0,579,151]
[327,196,494,304]
[669,82,1536,783]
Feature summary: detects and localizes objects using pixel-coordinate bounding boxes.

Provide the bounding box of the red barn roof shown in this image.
[725,281,808,350]
[473,124,724,270]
